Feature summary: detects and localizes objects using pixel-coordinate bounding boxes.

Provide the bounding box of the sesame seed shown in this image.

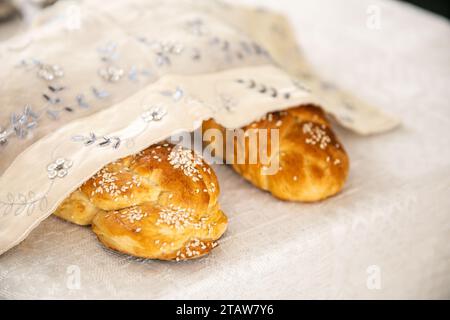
[168,145,204,182]
[303,122,331,149]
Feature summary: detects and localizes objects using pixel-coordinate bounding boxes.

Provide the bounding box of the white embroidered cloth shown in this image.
[0,0,449,299]
[0,0,398,256]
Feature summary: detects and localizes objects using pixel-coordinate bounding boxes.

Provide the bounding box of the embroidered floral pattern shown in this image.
[71,133,121,149]
[142,106,167,122]
[0,127,7,146]
[0,106,39,146]
[98,66,124,82]
[37,63,64,81]
[47,158,73,179]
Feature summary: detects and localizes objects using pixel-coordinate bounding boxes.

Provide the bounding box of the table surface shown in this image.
[0,0,449,299]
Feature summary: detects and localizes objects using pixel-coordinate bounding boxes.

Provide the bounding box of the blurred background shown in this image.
[400,0,450,18]
[0,0,449,40]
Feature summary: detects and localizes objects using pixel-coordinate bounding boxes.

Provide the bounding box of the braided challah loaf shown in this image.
[54,142,227,261]
[202,105,349,202]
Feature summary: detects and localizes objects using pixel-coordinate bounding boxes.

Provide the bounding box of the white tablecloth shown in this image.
[0,0,449,299]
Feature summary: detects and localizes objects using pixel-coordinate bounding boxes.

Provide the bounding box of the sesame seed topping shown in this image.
[168,145,204,182]
[89,166,143,198]
[303,122,331,149]
[126,206,144,223]
[157,206,194,229]
[174,239,217,261]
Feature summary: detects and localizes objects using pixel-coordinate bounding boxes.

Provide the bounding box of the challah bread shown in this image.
[54,190,104,226]
[202,104,349,202]
[54,142,227,260]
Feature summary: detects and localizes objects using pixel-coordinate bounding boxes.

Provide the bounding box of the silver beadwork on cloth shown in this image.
[0,105,39,146]
[37,63,64,81]
[98,66,124,82]
[47,158,73,179]
[141,106,167,122]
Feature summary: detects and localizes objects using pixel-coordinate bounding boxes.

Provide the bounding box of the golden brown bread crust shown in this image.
[54,190,104,226]
[54,142,227,260]
[202,104,349,202]
[92,204,227,260]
